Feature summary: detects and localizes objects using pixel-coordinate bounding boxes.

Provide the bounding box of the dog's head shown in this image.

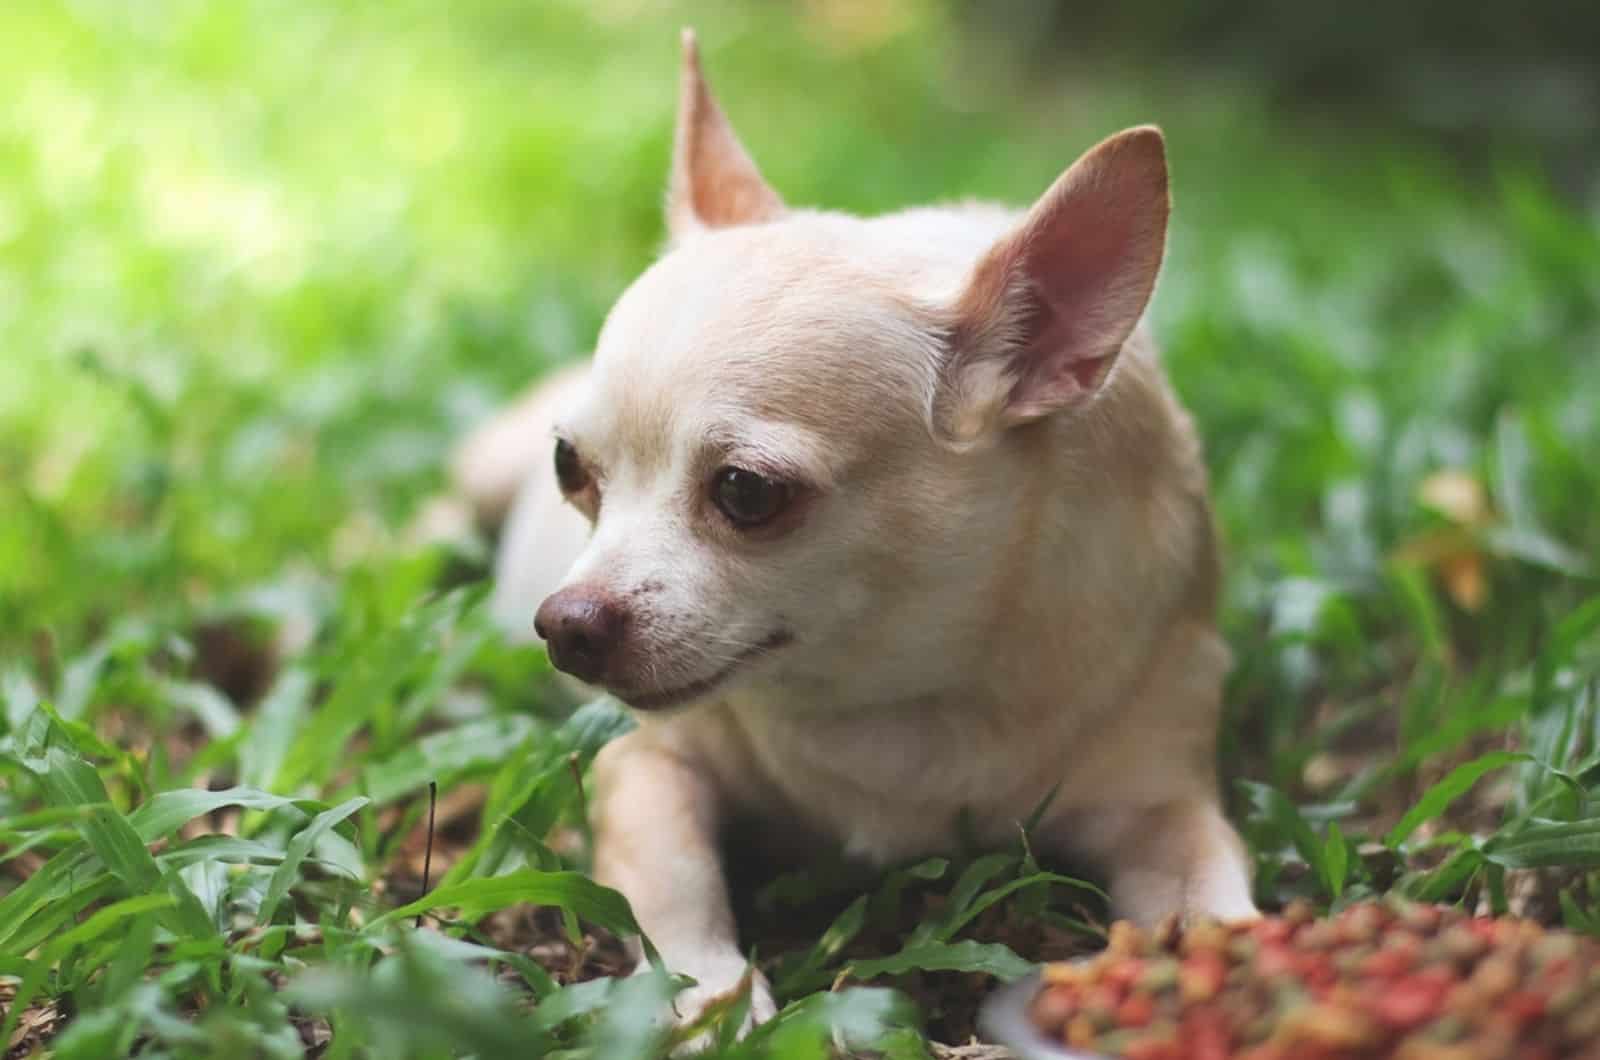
[534,31,1170,713]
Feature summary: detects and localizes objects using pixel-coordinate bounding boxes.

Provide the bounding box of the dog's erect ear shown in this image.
[932,127,1169,445]
[667,29,784,239]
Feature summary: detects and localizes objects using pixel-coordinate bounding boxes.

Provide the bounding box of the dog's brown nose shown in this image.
[534,587,626,684]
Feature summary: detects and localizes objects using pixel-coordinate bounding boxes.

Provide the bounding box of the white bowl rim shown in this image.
[977,970,1112,1060]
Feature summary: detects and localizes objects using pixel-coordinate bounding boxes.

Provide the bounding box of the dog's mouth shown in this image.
[616,629,793,712]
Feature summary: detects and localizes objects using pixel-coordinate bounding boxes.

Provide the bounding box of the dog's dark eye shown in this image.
[712,467,791,528]
[554,438,588,494]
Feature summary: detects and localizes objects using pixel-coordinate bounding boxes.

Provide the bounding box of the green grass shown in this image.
[3,1,1599,1056]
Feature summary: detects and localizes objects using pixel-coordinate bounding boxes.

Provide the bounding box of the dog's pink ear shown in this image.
[667,29,784,239]
[932,127,1169,444]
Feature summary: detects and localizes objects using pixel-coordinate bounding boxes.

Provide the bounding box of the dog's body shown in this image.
[455,32,1256,1033]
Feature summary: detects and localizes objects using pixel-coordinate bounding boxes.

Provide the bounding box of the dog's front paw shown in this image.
[660,960,776,1055]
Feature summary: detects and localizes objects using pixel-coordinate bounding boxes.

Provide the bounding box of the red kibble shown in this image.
[1539,957,1576,988]
[1373,977,1446,1031]
[1439,923,1489,963]
[1183,1006,1234,1060]
[1082,982,1124,1016]
[1232,1047,1288,1060]
[1025,901,1600,1060]
[1359,946,1415,979]
[1283,900,1316,925]
[1298,921,1340,951]
[1028,986,1077,1035]
[1253,918,1297,945]
[1103,958,1146,990]
[1116,992,1156,1028]
[1257,944,1298,978]
[1180,951,1228,1002]
[1338,903,1384,943]
[1504,990,1547,1026]
[1468,916,1499,941]
[1107,919,1144,957]
[1398,903,1443,932]
[1123,1038,1181,1060]
[1297,952,1338,990]
[1413,964,1460,992]
[1494,919,1526,947]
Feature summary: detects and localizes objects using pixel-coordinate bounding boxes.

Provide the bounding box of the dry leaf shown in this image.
[1419,469,1491,526]
[1439,550,1488,612]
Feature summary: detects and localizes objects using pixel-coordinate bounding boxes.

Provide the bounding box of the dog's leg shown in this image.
[1050,800,1258,925]
[592,731,776,1047]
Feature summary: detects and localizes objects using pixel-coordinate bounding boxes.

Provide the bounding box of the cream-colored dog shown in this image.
[454,31,1257,1036]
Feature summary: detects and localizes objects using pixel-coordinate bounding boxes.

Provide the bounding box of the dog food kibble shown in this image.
[1027,898,1600,1059]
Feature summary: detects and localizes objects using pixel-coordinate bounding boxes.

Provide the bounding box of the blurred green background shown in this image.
[2,0,1595,650]
[2,1,1599,1056]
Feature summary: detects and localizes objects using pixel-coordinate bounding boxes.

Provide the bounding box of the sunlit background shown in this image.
[3,0,1596,641]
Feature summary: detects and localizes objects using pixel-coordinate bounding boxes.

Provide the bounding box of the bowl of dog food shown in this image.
[980,897,1600,1059]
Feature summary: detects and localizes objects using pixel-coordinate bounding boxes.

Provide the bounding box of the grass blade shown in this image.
[127,785,318,842]
[849,939,1035,982]
[773,894,870,997]
[258,795,370,924]
[365,868,639,935]
[1386,751,1534,848]
[1486,819,1600,869]
[933,871,1103,943]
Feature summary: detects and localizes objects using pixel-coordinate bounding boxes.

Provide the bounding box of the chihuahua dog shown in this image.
[454,30,1257,1036]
